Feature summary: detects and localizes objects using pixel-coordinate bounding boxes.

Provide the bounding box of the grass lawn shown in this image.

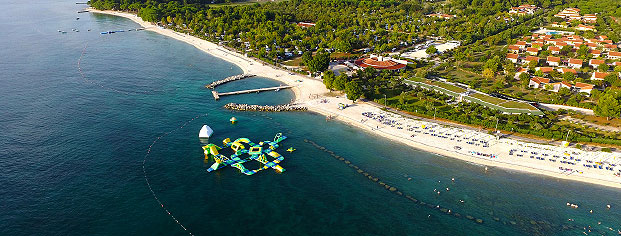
[283,56,303,67]
[429,80,467,93]
[470,93,537,110]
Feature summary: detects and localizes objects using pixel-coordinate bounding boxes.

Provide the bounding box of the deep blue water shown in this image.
[1,1,620,235]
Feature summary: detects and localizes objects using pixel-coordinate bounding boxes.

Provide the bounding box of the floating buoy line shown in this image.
[304,139,618,235]
[143,113,207,235]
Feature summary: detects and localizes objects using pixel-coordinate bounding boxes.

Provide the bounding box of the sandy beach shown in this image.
[90,9,621,189]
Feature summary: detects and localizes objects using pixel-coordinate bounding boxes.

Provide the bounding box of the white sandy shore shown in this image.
[90,9,621,189]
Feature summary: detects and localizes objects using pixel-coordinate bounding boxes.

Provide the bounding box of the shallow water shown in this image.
[1,1,620,235]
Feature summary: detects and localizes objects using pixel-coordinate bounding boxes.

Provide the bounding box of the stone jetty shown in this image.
[224,103,308,112]
[206,74,255,89]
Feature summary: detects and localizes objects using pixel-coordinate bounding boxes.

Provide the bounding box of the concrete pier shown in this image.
[212,85,293,100]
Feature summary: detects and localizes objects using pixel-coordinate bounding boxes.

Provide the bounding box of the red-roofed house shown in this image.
[589,59,605,68]
[608,51,621,60]
[597,35,608,40]
[568,59,583,69]
[591,72,608,80]
[506,53,519,63]
[526,47,540,55]
[529,77,550,89]
[549,46,560,54]
[297,22,316,28]
[556,42,568,47]
[576,24,596,31]
[590,50,601,57]
[523,56,540,65]
[547,56,561,66]
[558,68,577,74]
[614,62,621,67]
[604,44,618,51]
[516,41,527,48]
[508,45,520,53]
[575,82,594,94]
[537,67,554,74]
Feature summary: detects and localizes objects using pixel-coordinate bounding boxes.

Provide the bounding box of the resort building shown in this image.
[515,41,527,48]
[509,5,538,15]
[589,59,605,68]
[547,56,561,66]
[506,53,519,63]
[529,77,550,88]
[524,56,540,65]
[549,46,560,54]
[591,72,608,80]
[575,82,595,94]
[576,24,596,31]
[508,45,520,53]
[558,68,577,75]
[526,47,540,55]
[608,51,621,60]
[354,55,407,71]
[568,58,583,69]
[536,67,554,74]
[604,44,618,51]
[590,49,601,57]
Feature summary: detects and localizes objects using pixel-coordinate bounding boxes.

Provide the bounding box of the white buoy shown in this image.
[198,125,213,138]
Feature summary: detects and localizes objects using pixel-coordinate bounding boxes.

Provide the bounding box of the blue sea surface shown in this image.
[1,1,620,235]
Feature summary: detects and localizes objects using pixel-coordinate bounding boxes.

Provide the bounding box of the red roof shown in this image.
[538,67,554,73]
[297,22,316,27]
[508,45,520,51]
[531,77,550,84]
[506,53,519,59]
[609,51,621,57]
[354,57,406,70]
[605,44,618,49]
[615,61,621,66]
[560,81,573,88]
[568,58,582,65]
[590,59,605,65]
[593,72,608,79]
[526,47,540,52]
[525,56,540,62]
[547,56,561,63]
[559,68,577,74]
[590,49,601,55]
[516,41,527,46]
[575,82,594,89]
[549,46,560,52]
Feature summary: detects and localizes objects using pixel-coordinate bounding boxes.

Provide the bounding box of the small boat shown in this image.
[76,17,80,20]
[230,117,237,124]
[100,32,108,34]
[198,125,214,139]
[287,147,296,153]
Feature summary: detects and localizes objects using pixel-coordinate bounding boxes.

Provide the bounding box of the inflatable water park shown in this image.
[202,132,290,175]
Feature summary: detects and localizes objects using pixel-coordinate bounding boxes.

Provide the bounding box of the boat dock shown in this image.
[206,74,255,89]
[212,85,293,100]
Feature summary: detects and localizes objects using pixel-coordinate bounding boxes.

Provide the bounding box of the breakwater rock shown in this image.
[206,74,255,89]
[224,103,308,112]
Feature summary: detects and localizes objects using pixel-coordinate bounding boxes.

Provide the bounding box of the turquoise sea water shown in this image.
[1,1,620,235]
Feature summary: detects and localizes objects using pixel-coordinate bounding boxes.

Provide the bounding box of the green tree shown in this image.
[322,70,335,90]
[519,73,530,88]
[595,93,620,120]
[332,74,348,90]
[614,66,621,73]
[426,45,437,55]
[482,68,495,79]
[599,63,610,72]
[344,81,363,102]
[563,72,576,81]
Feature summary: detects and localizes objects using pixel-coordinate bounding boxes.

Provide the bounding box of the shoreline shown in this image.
[89,9,621,189]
